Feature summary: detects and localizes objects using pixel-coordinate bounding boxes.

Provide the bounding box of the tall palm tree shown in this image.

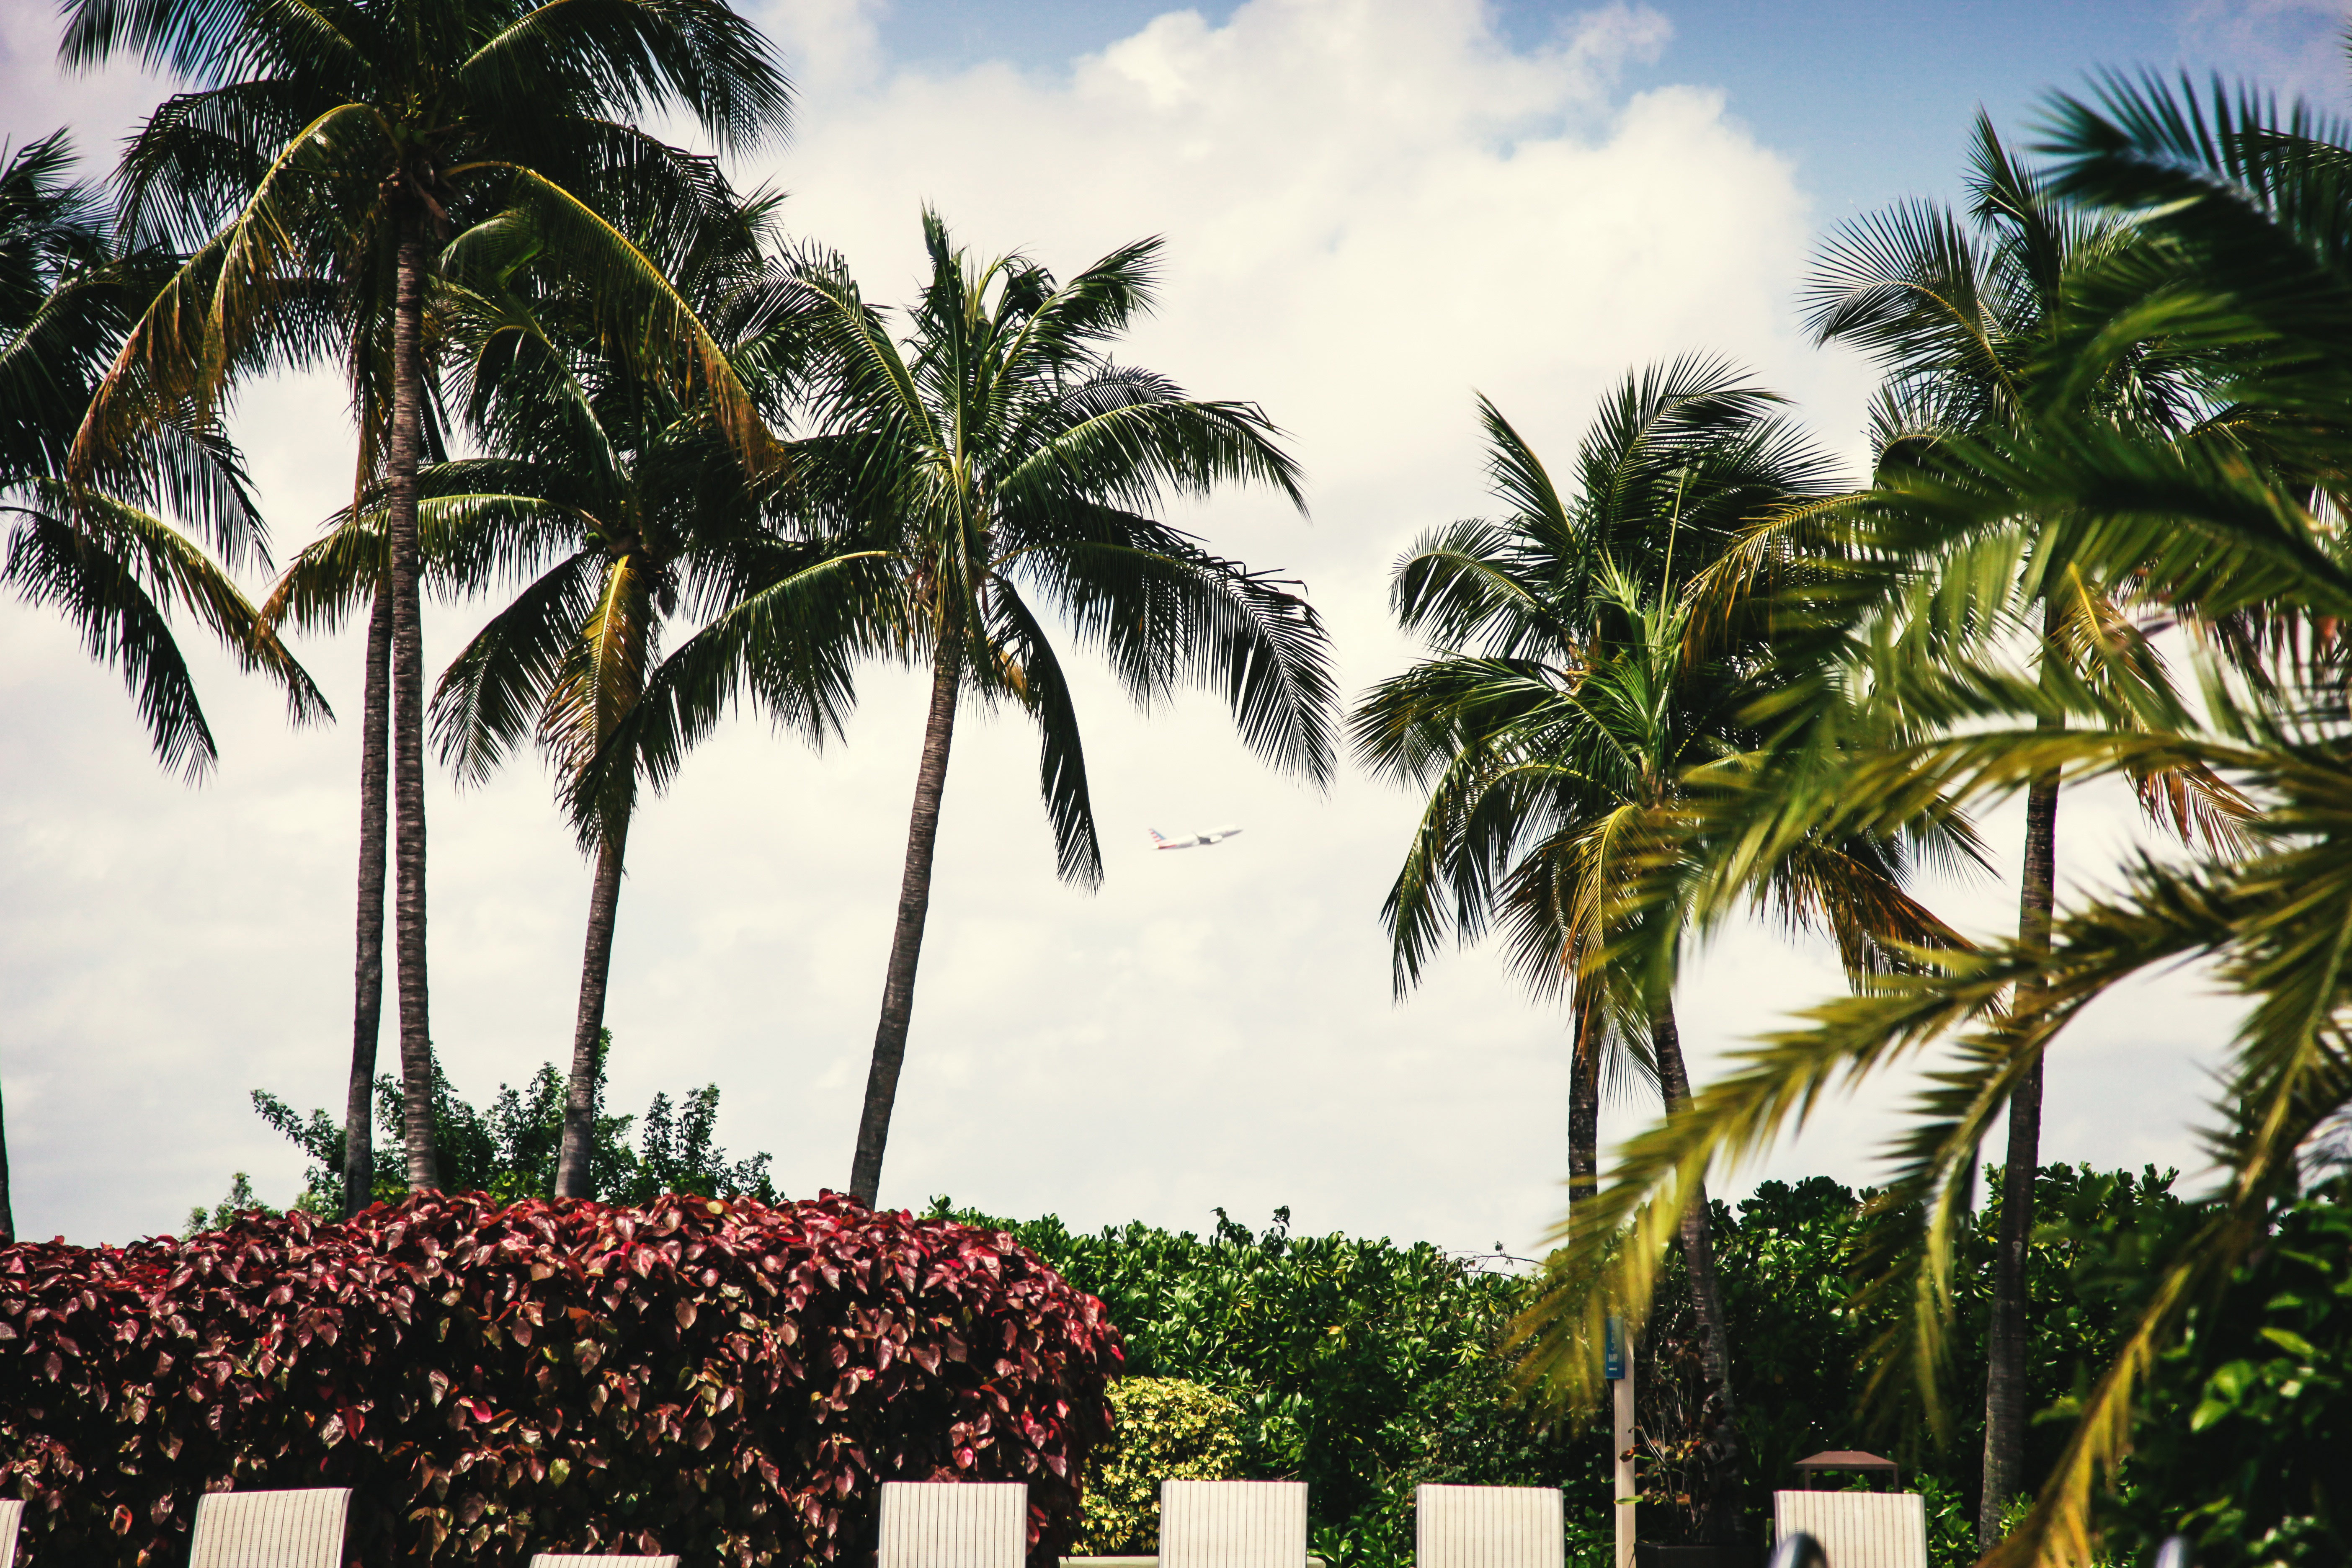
[777,213,1336,1207]
[1800,115,2244,1542]
[62,0,793,1191]
[1516,70,2352,1568]
[269,188,861,1206]
[259,477,400,1221]
[423,194,871,1199]
[3,130,324,1239]
[1354,359,1961,1545]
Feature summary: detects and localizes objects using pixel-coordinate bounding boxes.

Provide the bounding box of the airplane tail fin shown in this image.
[1148,829,1168,846]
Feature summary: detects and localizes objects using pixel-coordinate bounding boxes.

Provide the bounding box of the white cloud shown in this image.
[1,0,2228,1250]
[2177,0,2350,108]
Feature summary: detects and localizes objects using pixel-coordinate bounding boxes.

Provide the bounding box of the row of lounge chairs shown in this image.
[0,1493,678,1568]
[0,1479,1921,1568]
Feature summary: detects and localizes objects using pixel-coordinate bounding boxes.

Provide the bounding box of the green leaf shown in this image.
[2257,1326,2316,1359]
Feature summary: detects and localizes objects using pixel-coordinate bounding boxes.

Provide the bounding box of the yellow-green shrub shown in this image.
[1078,1377,1246,1552]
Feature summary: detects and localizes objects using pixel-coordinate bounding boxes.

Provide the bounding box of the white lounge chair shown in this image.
[879,1481,1029,1568]
[186,1488,351,1568]
[1772,1491,1926,1568]
[1158,1480,1309,1568]
[1,1497,24,1568]
[1415,1484,1563,1568]
[531,1556,679,1568]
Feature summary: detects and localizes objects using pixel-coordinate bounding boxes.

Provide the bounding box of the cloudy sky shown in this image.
[1,0,2339,1250]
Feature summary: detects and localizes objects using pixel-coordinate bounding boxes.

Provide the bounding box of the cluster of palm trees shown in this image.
[0,0,1332,1235]
[15,3,2352,1560]
[1369,76,2352,1568]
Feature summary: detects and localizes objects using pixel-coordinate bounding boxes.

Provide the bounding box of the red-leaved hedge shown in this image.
[0,1192,1121,1568]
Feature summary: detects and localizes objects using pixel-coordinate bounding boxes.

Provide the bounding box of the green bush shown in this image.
[1078,1377,1247,1553]
[940,1167,2216,1568]
[182,1172,281,1236]
[245,1031,776,1213]
[932,1202,1605,1568]
[2095,1182,2351,1568]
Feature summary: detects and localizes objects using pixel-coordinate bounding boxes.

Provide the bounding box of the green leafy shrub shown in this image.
[1078,1378,1246,1552]
[1700,1166,2197,1551]
[943,1167,2216,1568]
[250,1032,776,1213]
[183,1172,282,1236]
[2094,1184,2350,1568]
[934,1203,1603,1568]
[0,1192,1118,1568]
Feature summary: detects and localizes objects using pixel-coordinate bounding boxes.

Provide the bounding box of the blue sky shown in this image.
[2,1,2343,1248]
[867,0,2345,213]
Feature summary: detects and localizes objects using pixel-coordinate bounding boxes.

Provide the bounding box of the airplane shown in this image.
[1149,825,1243,850]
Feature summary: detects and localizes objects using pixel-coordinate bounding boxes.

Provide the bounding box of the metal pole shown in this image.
[1609,1315,1635,1568]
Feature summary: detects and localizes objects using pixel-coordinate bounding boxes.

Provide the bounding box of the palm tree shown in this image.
[61,0,793,1190]
[268,188,864,1205]
[1354,359,1960,1545]
[1516,71,2352,1568]
[423,193,870,1199]
[777,214,1335,1207]
[4,130,324,1238]
[1800,115,2244,1542]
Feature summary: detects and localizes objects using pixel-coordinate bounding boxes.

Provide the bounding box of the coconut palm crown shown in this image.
[1353,357,1963,1545]
[756,212,1337,1206]
[59,0,794,1192]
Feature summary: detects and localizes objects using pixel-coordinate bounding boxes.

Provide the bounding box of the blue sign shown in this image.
[1603,1314,1625,1381]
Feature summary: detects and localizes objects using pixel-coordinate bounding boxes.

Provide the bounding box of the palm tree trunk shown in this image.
[1568,987,1601,1213]
[555,824,628,1199]
[1978,765,2059,1547]
[850,633,962,1207]
[0,1070,14,1243]
[387,208,439,1193]
[1652,996,1744,1545]
[342,579,393,1217]
[1651,998,1734,1400]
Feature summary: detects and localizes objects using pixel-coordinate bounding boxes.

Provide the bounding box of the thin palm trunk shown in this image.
[1568,987,1602,1213]
[1652,996,1744,1543]
[850,634,962,1206]
[1979,762,2059,1545]
[342,579,393,1217]
[0,1071,13,1243]
[1651,998,1734,1398]
[387,211,438,1192]
[556,823,628,1198]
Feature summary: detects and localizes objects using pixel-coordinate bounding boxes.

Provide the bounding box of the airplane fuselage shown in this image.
[1150,825,1244,850]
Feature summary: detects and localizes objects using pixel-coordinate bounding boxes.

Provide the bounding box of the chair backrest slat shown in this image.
[1158,1481,1308,1568]
[1,1496,25,1568]
[1414,1484,1563,1568]
[187,1489,351,1568]
[1772,1491,1926,1568]
[878,1481,1028,1568]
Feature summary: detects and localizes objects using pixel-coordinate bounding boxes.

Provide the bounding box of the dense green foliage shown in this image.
[1703,1168,2195,1505]
[2097,1183,2351,1568]
[940,1168,2238,1568]
[242,1033,776,1215]
[1077,1377,1246,1553]
[934,1203,1606,1568]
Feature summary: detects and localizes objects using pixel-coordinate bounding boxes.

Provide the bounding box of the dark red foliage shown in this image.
[0,1192,1120,1568]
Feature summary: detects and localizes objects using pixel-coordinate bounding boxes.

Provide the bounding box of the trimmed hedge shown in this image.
[0,1192,1120,1568]
[1076,1378,1244,1553]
